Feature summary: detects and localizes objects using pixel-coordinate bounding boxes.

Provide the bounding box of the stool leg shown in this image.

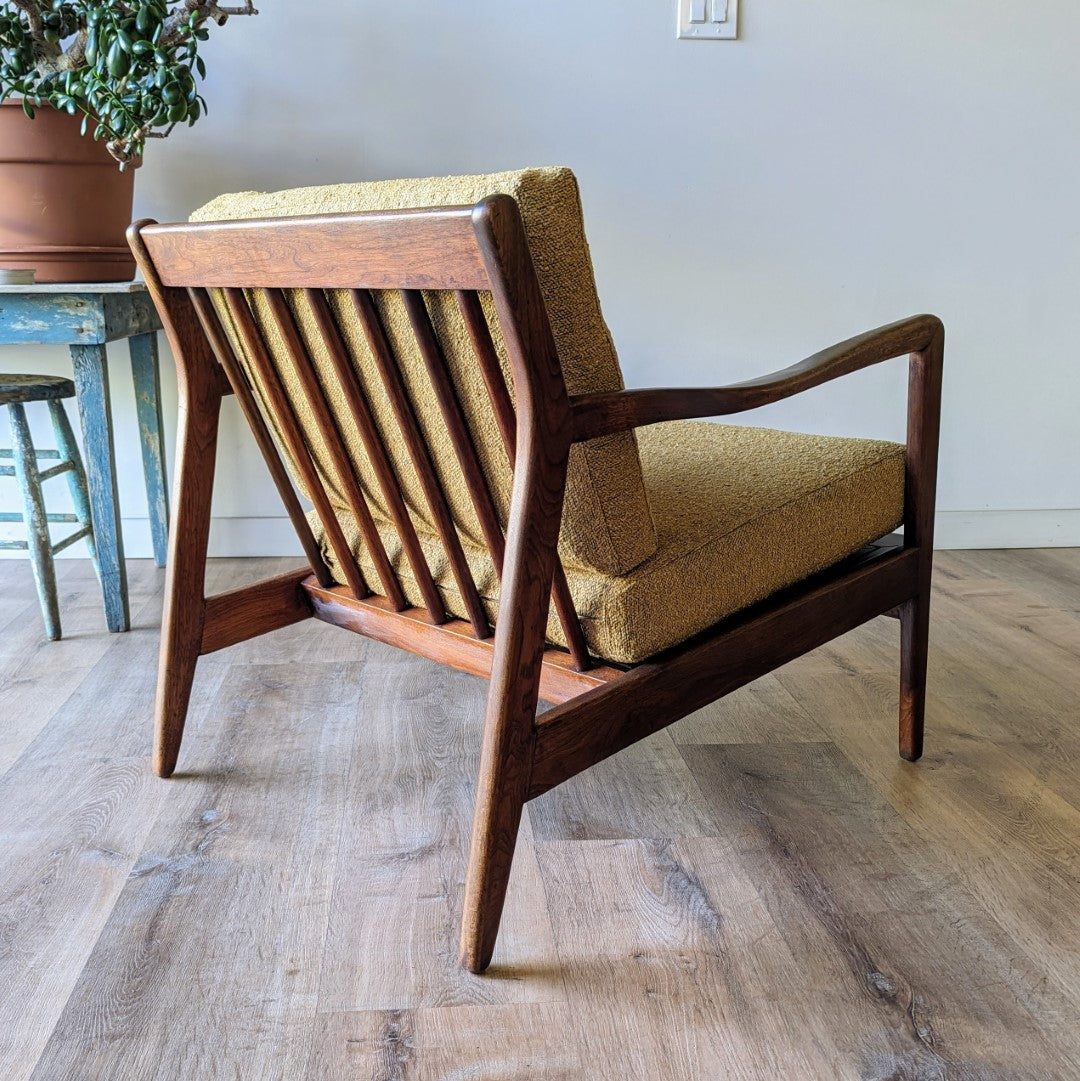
[9,403,61,640]
[47,399,100,575]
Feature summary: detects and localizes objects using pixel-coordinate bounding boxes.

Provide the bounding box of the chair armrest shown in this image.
[568,314,943,442]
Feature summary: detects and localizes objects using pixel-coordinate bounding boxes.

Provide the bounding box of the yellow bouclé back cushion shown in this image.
[190,167,658,576]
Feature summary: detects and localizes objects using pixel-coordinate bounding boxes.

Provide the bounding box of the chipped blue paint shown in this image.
[0,284,169,632]
[0,294,104,344]
[71,342,128,632]
[7,400,62,638]
[129,331,169,568]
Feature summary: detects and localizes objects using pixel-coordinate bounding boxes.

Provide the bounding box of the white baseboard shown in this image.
[933,509,1080,550]
[0,516,305,560]
[2,510,1078,560]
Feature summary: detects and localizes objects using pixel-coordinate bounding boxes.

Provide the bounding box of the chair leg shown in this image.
[152,365,222,778]
[458,458,564,973]
[898,585,930,761]
[9,404,61,641]
[460,690,533,974]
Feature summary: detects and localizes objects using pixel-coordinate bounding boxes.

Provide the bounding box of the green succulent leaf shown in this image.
[0,0,256,166]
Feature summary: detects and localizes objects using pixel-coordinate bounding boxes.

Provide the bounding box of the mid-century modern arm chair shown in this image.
[128,167,943,974]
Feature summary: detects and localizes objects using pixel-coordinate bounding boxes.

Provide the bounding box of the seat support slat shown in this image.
[303,574,624,705]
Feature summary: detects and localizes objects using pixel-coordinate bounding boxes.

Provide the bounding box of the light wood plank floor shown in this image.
[1,550,1079,1080]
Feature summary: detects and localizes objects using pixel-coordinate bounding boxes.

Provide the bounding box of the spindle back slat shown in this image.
[222,287,369,600]
[402,289,507,572]
[187,286,334,588]
[262,289,407,611]
[349,287,492,639]
[454,289,591,669]
[303,287,447,622]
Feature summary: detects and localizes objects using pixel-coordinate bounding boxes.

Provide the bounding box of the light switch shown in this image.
[677,0,738,39]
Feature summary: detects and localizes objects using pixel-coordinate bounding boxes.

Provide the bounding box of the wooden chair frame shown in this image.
[128,195,943,973]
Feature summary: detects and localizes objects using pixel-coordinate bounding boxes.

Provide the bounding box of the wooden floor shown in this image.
[1,550,1079,1079]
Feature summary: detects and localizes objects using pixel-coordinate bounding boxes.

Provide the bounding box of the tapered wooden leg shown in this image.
[153,356,222,778]
[898,323,942,764]
[458,472,564,972]
[898,588,930,762]
[460,683,534,974]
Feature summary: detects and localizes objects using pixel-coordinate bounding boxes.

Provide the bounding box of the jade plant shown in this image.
[0,1,256,166]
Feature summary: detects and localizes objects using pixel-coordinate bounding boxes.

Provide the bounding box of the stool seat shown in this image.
[0,374,76,405]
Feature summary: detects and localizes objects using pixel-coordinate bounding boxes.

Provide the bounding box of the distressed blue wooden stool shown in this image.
[0,283,170,632]
[1,374,103,639]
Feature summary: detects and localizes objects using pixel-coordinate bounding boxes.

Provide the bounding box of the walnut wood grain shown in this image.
[402,289,508,575]
[455,289,517,457]
[201,568,313,655]
[527,545,920,799]
[138,208,490,291]
[127,229,223,778]
[898,319,944,761]
[569,314,943,442]
[304,577,622,705]
[459,195,575,972]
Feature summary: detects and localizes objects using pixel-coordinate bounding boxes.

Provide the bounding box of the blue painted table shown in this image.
[0,282,169,631]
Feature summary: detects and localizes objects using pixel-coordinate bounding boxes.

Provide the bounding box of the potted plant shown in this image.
[0,1,256,282]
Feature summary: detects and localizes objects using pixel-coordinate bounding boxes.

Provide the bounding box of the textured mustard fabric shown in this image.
[312,421,906,666]
[191,167,656,576]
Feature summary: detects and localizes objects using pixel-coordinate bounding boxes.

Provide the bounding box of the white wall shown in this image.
[4,0,1079,557]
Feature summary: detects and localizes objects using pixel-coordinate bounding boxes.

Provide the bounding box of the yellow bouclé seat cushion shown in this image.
[191,167,657,577]
[312,421,907,666]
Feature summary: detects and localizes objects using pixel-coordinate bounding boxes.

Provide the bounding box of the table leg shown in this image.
[129,331,170,568]
[70,343,130,632]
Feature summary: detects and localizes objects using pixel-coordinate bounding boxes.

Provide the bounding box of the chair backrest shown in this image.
[130,170,656,667]
[190,168,656,578]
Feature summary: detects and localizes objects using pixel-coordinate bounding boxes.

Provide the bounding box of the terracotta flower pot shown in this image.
[0,100,137,283]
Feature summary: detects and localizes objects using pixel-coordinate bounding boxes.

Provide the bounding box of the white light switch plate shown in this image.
[677,0,738,39]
